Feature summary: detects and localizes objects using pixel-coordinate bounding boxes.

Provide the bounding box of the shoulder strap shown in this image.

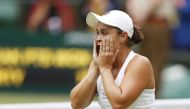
[115,51,136,85]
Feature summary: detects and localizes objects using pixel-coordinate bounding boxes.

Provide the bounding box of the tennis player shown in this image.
[70,10,155,109]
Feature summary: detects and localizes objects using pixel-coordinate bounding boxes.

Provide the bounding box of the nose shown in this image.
[96,35,101,40]
[95,35,103,44]
[96,33,105,40]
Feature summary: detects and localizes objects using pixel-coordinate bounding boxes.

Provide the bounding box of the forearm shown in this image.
[27,2,50,30]
[100,68,124,108]
[70,77,97,109]
[70,62,99,109]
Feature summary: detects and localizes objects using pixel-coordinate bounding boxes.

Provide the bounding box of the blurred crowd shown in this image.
[0,0,189,49]
[0,0,190,98]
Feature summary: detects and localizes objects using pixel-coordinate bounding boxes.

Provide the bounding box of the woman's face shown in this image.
[95,22,121,56]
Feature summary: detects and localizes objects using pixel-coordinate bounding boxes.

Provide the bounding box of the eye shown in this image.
[102,33,107,36]
[102,31,107,36]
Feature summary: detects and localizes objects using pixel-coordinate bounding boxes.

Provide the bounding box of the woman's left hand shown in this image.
[98,37,118,72]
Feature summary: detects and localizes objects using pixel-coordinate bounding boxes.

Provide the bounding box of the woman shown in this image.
[70,10,155,109]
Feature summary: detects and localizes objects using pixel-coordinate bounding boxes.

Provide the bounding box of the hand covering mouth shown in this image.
[96,44,100,56]
[96,40,102,56]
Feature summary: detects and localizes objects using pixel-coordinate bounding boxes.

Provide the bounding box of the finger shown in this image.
[115,49,119,55]
[113,49,119,61]
[106,37,109,52]
[100,42,103,54]
[93,36,95,48]
[103,38,106,53]
[110,37,114,53]
[93,39,97,55]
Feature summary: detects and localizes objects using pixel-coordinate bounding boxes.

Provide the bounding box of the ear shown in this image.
[120,32,128,43]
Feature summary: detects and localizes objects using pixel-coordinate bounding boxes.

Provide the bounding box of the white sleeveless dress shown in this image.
[97,51,155,109]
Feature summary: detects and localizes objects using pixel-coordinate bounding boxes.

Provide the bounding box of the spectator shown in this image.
[79,0,120,29]
[26,0,77,33]
[172,0,190,49]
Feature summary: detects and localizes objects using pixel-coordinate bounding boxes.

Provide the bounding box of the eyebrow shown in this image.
[96,28,109,32]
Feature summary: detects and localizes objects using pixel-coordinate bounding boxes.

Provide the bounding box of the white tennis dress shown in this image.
[97,51,155,109]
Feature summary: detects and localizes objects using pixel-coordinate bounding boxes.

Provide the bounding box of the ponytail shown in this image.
[128,25,144,46]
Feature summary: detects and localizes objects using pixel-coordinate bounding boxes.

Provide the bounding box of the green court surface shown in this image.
[0,92,70,104]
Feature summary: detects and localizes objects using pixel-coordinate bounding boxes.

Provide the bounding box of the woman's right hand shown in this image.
[92,37,99,67]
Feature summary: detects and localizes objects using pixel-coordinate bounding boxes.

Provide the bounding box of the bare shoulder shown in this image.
[122,53,155,89]
[136,54,152,66]
[126,53,154,77]
[130,53,152,67]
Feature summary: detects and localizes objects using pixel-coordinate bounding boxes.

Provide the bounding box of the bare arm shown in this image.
[70,36,100,109]
[100,56,154,109]
[26,0,51,31]
[98,38,154,109]
[70,61,99,109]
